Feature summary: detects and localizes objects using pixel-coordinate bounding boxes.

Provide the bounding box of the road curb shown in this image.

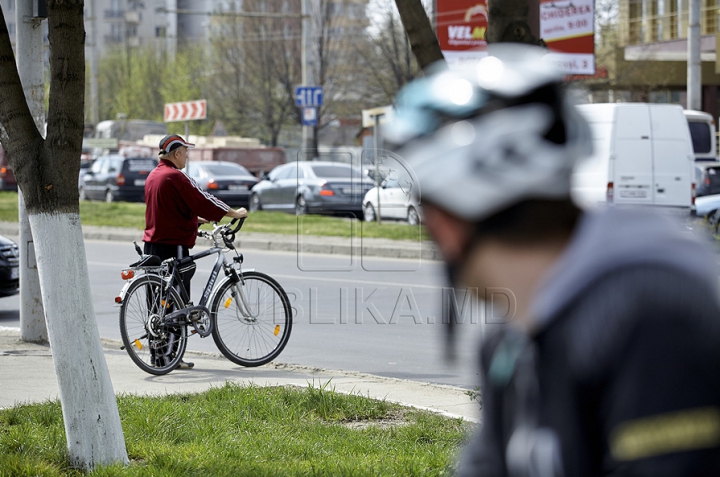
[0,221,442,260]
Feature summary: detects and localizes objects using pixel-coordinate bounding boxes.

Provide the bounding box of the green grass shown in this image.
[0,192,428,241]
[0,382,472,476]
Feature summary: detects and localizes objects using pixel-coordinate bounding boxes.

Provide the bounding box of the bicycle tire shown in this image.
[119,274,188,375]
[211,271,292,367]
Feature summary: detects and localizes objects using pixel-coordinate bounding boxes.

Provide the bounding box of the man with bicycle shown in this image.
[385,46,720,475]
[144,134,248,368]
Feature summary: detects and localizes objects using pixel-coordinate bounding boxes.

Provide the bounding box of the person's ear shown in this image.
[421,203,472,262]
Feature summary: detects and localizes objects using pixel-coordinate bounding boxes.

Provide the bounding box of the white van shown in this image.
[573,103,695,211]
[683,109,717,162]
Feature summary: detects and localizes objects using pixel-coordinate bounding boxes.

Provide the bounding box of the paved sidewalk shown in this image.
[0,327,479,422]
[0,221,441,261]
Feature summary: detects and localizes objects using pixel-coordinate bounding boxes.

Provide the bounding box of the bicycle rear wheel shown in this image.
[211,271,292,367]
[119,274,188,375]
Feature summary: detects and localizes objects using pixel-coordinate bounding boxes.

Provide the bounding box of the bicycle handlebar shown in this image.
[197,218,245,247]
[228,217,245,234]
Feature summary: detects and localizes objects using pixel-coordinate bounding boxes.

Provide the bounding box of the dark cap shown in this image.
[158,134,195,155]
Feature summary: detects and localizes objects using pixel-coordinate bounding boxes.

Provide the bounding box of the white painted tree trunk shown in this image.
[28,212,128,468]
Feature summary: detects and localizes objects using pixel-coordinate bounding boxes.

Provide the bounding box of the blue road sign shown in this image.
[295,86,323,107]
[301,107,318,126]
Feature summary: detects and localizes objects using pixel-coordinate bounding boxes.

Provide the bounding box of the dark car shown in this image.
[80,154,158,202]
[0,235,19,297]
[249,161,374,217]
[694,162,720,197]
[186,161,259,207]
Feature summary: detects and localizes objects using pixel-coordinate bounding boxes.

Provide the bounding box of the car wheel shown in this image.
[364,203,376,222]
[296,195,307,216]
[407,206,420,226]
[79,187,87,201]
[105,190,114,203]
[249,194,262,213]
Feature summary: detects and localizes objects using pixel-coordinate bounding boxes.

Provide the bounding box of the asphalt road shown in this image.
[0,239,491,388]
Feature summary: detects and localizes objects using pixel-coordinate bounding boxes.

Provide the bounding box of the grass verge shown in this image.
[0,192,428,241]
[0,382,471,476]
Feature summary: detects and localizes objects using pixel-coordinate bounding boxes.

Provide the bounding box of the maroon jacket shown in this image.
[143,160,230,248]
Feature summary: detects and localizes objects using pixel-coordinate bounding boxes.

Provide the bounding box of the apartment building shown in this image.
[0,0,212,58]
[587,0,720,120]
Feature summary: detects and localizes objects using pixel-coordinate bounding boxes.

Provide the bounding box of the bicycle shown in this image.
[115,218,292,375]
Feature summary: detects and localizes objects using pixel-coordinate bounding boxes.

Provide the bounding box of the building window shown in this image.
[7,22,14,36]
[9,0,15,12]
[156,26,166,38]
[628,0,643,44]
[703,0,718,33]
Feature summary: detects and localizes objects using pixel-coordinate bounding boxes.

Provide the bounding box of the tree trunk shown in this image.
[0,1,128,469]
[393,0,445,70]
[487,0,543,45]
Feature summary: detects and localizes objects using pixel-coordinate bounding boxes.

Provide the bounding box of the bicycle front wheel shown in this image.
[119,274,188,375]
[211,271,292,367]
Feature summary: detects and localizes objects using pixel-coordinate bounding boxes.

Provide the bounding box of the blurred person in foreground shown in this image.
[385,45,720,476]
[144,134,248,368]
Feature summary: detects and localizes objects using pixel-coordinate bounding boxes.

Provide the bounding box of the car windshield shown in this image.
[311,165,362,178]
[202,163,251,176]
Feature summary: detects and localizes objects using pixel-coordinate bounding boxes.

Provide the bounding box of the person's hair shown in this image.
[473,198,582,245]
[158,148,180,161]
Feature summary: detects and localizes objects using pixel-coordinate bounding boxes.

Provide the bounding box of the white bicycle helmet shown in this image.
[384,44,593,222]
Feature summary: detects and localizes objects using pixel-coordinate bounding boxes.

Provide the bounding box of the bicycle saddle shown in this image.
[130,255,162,268]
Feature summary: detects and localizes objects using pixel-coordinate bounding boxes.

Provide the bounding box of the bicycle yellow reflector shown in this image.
[224,297,233,308]
[134,339,143,350]
[274,325,280,336]
[121,270,134,280]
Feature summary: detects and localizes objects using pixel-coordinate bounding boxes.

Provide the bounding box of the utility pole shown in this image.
[16,0,47,342]
[89,0,99,125]
[301,0,314,161]
[688,0,702,110]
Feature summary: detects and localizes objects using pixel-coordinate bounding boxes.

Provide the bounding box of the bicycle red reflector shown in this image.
[319,189,334,196]
[115,296,122,303]
[121,270,134,280]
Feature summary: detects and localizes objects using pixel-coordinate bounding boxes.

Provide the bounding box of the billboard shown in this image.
[540,0,595,75]
[436,0,489,66]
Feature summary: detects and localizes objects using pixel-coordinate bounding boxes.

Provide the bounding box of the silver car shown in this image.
[249,161,374,217]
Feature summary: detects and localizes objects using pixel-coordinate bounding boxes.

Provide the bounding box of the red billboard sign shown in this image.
[436,0,489,66]
[540,0,595,74]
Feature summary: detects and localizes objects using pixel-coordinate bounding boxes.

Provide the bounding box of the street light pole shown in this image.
[688,0,702,111]
[16,0,47,342]
[301,0,313,161]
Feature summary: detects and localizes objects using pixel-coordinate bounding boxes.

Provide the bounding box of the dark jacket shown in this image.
[143,160,229,248]
[458,209,720,476]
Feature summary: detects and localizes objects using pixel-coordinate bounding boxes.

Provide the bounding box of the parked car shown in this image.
[363,175,422,225]
[0,235,19,297]
[694,162,720,197]
[575,103,695,210]
[186,161,259,207]
[249,161,374,217]
[80,153,157,202]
